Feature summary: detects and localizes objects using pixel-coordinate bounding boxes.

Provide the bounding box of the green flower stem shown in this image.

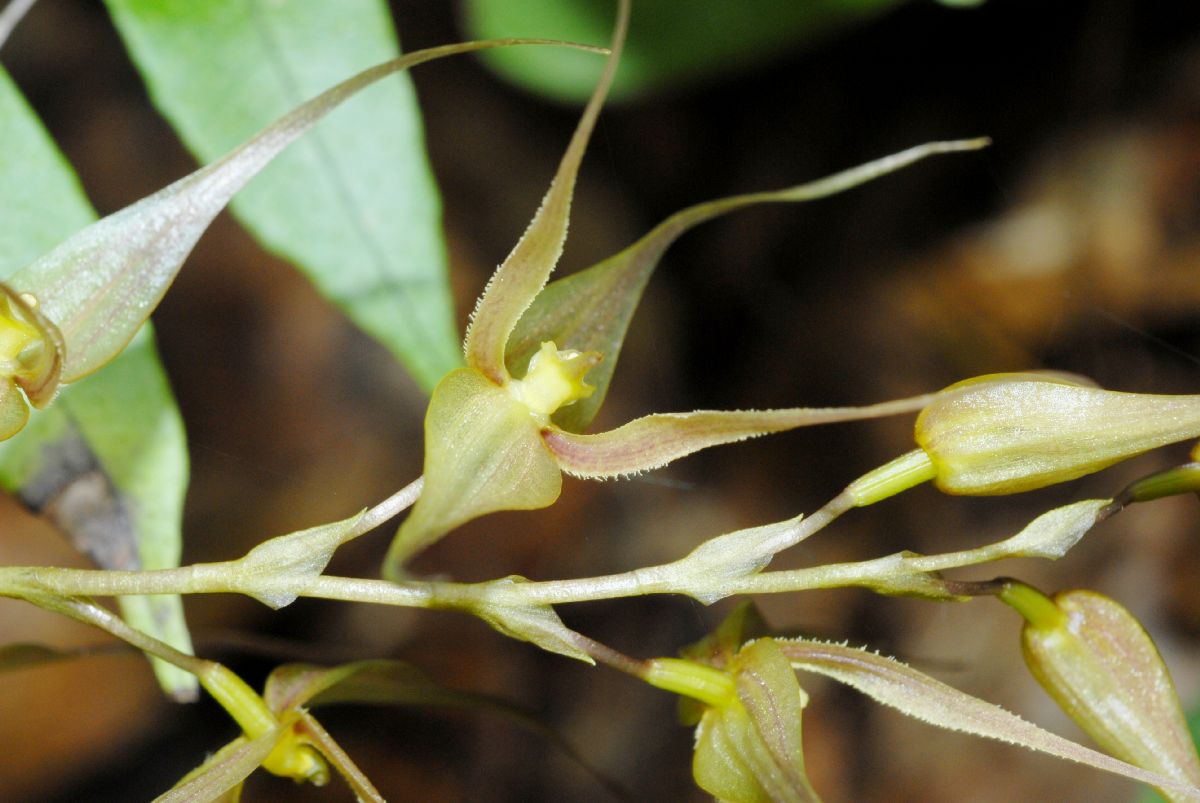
[644,658,737,707]
[846,448,936,506]
[1120,463,1200,504]
[199,662,279,739]
[0,513,1083,612]
[998,580,1069,630]
[0,478,1112,623]
[14,592,330,783]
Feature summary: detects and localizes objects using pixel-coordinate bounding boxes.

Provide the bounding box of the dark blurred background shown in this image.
[3,0,1200,800]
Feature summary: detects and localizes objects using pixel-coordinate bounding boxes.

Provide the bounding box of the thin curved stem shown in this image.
[353,475,424,535]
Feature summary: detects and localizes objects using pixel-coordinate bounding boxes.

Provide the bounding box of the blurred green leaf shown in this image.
[465,0,903,102]
[0,66,196,699]
[105,0,461,390]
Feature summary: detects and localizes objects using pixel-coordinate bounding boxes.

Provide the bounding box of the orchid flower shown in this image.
[1000,582,1200,801]
[640,602,1200,802]
[0,37,607,441]
[841,372,1200,507]
[383,0,987,576]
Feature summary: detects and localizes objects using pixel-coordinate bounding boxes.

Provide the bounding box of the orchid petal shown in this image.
[156,732,278,803]
[10,38,599,383]
[463,0,629,384]
[543,395,934,478]
[727,639,821,802]
[779,639,1200,800]
[384,369,561,575]
[508,138,990,433]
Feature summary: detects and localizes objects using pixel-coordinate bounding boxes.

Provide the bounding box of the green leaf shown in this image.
[508,140,989,433]
[104,0,460,390]
[465,0,904,102]
[0,66,196,699]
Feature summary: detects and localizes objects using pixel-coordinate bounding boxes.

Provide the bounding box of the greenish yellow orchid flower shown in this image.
[383,0,986,576]
[1000,582,1200,802]
[638,602,1200,801]
[846,372,1200,505]
[0,284,63,439]
[644,604,819,803]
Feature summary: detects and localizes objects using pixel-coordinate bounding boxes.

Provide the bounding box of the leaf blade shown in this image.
[104,0,459,389]
[0,65,196,699]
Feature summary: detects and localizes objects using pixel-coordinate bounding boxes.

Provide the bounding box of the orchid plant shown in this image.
[2,0,1199,800]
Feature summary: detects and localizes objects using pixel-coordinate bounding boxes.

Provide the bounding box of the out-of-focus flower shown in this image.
[1000,581,1200,801]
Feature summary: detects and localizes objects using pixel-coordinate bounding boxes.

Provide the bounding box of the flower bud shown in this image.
[647,638,819,803]
[1001,582,1200,799]
[915,373,1200,495]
